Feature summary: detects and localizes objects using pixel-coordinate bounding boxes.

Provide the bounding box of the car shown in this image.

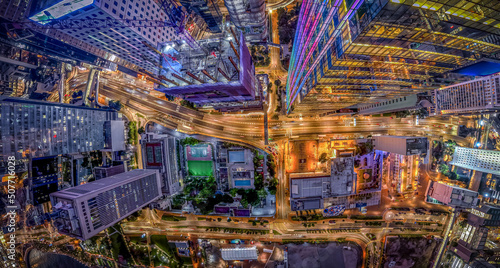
[329,220,336,224]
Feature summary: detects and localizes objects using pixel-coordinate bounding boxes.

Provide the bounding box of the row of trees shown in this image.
[432,140,457,162]
[127,121,138,145]
[108,100,123,111]
[277,4,301,45]
[438,164,468,183]
[180,137,201,146]
[229,188,263,208]
[174,176,236,214]
[394,108,429,119]
[180,99,197,110]
[355,141,374,156]
[250,45,271,67]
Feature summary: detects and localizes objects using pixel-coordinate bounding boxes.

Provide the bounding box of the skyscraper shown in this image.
[434,75,500,115]
[157,31,260,107]
[50,169,162,240]
[357,93,432,115]
[450,147,500,176]
[224,0,267,42]
[451,204,500,264]
[0,97,118,162]
[140,133,182,196]
[28,0,184,73]
[286,0,500,115]
[373,136,428,156]
[179,0,222,33]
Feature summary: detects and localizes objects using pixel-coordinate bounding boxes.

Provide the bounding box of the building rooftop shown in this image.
[220,247,258,261]
[450,147,500,176]
[426,181,479,208]
[328,157,356,197]
[291,176,328,199]
[52,169,157,199]
[157,30,258,105]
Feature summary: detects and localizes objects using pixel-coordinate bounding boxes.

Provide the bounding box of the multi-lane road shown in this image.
[69,71,472,148]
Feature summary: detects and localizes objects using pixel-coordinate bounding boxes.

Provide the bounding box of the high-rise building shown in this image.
[0,97,119,162]
[374,136,428,156]
[451,204,500,264]
[93,164,126,180]
[373,136,428,194]
[0,0,30,21]
[286,0,500,115]
[50,169,162,240]
[224,0,267,43]
[179,0,222,33]
[28,0,184,73]
[357,93,433,115]
[425,181,479,208]
[140,133,182,196]
[434,75,500,115]
[157,31,260,107]
[450,147,500,176]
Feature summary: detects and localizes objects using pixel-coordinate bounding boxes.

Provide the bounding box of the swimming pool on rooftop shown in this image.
[234,180,251,187]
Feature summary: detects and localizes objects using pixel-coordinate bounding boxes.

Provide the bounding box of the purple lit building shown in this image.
[157,31,259,107]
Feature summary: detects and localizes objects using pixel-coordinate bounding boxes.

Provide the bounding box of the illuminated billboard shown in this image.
[29,0,94,24]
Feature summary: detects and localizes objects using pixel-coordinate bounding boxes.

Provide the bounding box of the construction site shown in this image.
[156,23,262,111]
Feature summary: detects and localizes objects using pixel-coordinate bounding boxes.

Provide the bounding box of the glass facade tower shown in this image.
[286,0,500,115]
[0,97,117,162]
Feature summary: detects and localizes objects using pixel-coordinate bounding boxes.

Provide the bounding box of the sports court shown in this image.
[187,160,213,176]
[228,150,245,163]
[186,144,212,161]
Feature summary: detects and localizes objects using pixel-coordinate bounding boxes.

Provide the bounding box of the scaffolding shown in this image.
[156,24,260,107]
[159,25,242,86]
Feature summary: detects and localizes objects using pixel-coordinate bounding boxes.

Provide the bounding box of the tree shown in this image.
[438,164,450,175]
[258,188,268,200]
[240,198,249,208]
[319,152,329,163]
[138,126,145,134]
[108,100,123,111]
[128,121,138,145]
[271,114,279,120]
[230,188,239,197]
[180,137,200,146]
[180,99,197,110]
[254,173,264,190]
[274,79,282,88]
[172,194,185,207]
[221,194,234,203]
[447,172,458,181]
[267,177,278,195]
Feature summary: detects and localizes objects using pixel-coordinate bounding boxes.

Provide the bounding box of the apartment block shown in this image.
[50,169,161,240]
